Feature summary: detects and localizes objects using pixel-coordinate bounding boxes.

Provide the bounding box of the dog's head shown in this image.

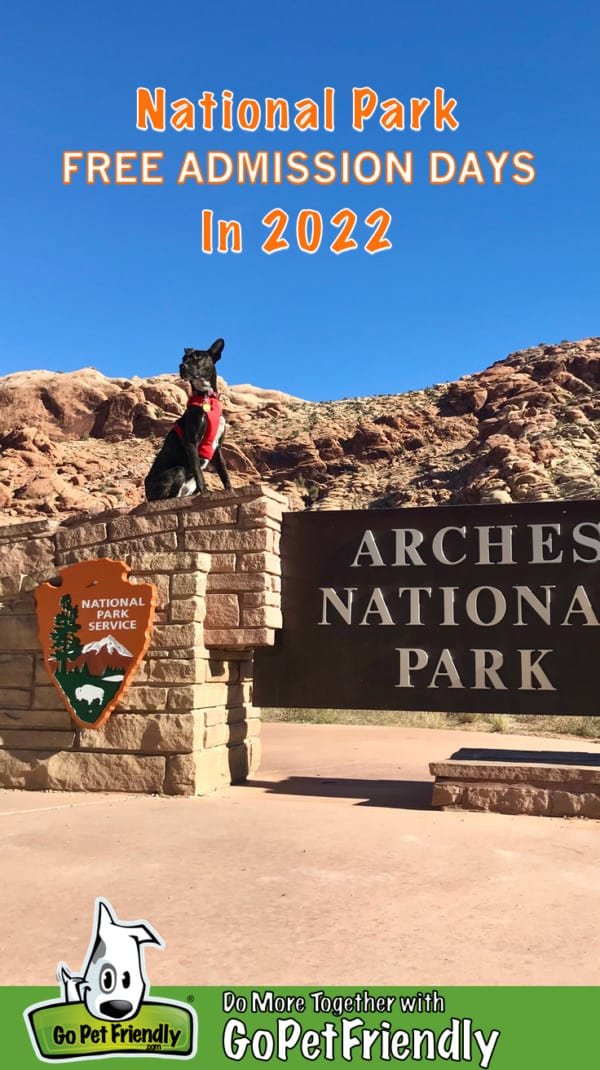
[77,900,162,1021]
[179,339,224,392]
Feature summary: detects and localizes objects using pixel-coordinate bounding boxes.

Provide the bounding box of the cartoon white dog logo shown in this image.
[57,898,163,1021]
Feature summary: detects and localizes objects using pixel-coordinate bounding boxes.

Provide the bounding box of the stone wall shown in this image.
[0,484,286,795]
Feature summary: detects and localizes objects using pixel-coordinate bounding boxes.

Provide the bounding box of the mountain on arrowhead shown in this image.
[81,635,134,658]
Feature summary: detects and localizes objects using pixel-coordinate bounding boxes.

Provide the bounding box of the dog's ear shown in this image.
[183,348,194,356]
[209,338,225,362]
[128,923,164,949]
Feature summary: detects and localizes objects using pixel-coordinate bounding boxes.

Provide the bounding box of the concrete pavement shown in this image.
[2,722,600,986]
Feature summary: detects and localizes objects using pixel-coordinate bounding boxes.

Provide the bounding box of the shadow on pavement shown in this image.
[245,776,434,810]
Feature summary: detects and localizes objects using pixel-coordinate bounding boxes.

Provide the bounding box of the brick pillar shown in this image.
[0,485,286,796]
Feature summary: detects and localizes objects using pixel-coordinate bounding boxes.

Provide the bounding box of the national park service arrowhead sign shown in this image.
[35,559,156,729]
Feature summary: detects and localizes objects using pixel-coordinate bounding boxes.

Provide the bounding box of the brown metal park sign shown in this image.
[254,500,600,715]
[36,559,156,729]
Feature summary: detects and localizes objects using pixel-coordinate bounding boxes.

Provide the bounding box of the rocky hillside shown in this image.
[1,336,600,523]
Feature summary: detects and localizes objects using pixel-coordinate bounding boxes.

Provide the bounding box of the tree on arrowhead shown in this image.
[50,594,82,674]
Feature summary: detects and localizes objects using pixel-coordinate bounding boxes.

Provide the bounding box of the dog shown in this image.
[57,898,162,1021]
[145,339,232,500]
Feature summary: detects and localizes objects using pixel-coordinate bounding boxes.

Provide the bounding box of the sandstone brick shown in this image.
[147,658,207,684]
[35,657,51,684]
[106,532,179,555]
[56,537,183,567]
[108,513,178,540]
[241,606,282,629]
[202,699,251,727]
[0,576,20,596]
[134,662,150,682]
[171,573,208,598]
[118,686,169,711]
[228,738,261,781]
[207,658,239,684]
[577,794,600,819]
[431,783,461,808]
[164,747,229,796]
[248,736,261,773]
[203,627,274,648]
[5,537,55,577]
[78,712,204,753]
[240,498,285,522]
[0,615,40,651]
[239,516,282,534]
[131,495,208,515]
[204,707,229,727]
[0,729,75,749]
[433,781,551,816]
[183,528,271,553]
[150,648,205,660]
[205,593,239,628]
[0,654,34,688]
[239,551,281,574]
[0,688,31,709]
[1,518,57,539]
[204,723,231,748]
[241,591,281,609]
[168,682,229,710]
[169,597,206,623]
[207,572,269,592]
[148,622,203,652]
[128,552,210,574]
[228,721,249,746]
[130,572,170,610]
[238,660,254,681]
[0,750,166,792]
[0,708,73,730]
[20,571,59,592]
[245,716,261,738]
[208,553,237,572]
[32,685,65,711]
[181,505,239,527]
[55,522,108,551]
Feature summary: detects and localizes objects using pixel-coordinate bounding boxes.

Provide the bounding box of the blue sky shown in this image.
[1,0,599,400]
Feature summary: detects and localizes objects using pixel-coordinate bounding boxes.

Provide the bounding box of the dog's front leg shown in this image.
[184,442,207,494]
[183,409,207,494]
[212,447,232,491]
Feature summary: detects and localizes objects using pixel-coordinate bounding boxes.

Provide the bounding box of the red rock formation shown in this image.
[1,336,600,524]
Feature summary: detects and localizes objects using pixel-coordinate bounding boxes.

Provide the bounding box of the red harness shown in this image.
[174,394,224,460]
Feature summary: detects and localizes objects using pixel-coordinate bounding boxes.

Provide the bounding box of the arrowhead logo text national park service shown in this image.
[35,559,156,729]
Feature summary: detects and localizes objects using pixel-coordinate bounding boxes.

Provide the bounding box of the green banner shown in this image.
[4,986,599,1068]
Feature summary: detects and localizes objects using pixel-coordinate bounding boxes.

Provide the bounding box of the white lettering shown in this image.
[350,530,385,567]
[518,649,555,690]
[465,586,506,626]
[472,649,506,689]
[529,523,563,564]
[573,522,600,563]
[431,526,467,565]
[475,525,515,565]
[561,585,600,626]
[393,528,425,566]
[428,648,464,688]
[396,648,428,687]
[359,588,394,625]
[318,588,356,625]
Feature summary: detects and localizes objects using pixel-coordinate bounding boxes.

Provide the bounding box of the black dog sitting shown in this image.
[145,339,232,501]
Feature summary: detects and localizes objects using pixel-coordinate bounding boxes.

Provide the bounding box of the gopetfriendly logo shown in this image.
[24,898,197,1061]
